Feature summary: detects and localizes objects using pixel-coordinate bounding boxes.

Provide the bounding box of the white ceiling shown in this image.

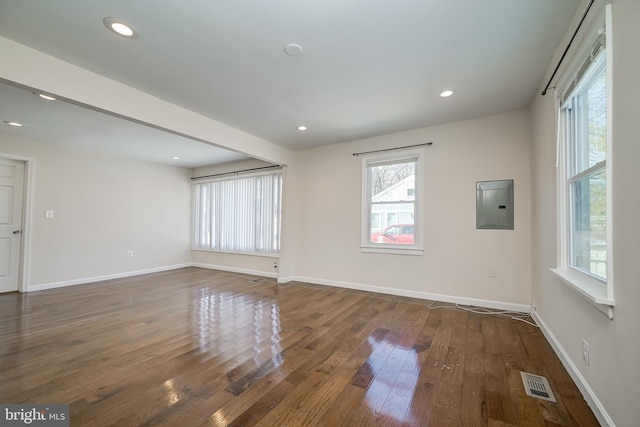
[0,81,249,168]
[0,0,580,166]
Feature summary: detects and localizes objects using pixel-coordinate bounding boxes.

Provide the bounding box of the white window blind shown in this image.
[193,170,282,254]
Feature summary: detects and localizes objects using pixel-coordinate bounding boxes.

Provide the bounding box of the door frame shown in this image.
[0,152,34,293]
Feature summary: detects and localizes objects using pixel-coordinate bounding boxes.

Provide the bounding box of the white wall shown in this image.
[530,0,640,425]
[0,134,192,289]
[285,110,532,308]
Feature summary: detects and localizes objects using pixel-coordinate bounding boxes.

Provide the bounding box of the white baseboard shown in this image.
[531,310,614,427]
[27,263,192,292]
[26,264,528,313]
[191,262,278,279]
[283,275,531,313]
[277,275,294,284]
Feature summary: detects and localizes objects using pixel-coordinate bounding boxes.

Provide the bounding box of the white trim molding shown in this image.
[531,310,615,427]
[550,268,614,319]
[192,262,279,279]
[278,275,531,313]
[28,262,279,293]
[28,263,191,292]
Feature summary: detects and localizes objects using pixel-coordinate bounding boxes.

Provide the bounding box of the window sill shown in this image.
[361,246,424,256]
[550,268,614,319]
[191,248,280,258]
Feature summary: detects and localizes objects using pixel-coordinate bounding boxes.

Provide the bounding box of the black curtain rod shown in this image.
[191,165,281,181]
[352,142,432,157]
[541,0,595,96]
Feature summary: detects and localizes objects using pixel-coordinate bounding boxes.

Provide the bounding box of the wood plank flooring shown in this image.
[0,267,599,426]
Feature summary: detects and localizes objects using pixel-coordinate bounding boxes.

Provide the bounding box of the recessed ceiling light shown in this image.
[284,43,304,56]
[440,90,454,98]
[296,125,308,131]
[33,92,56,101]
[3,121,23,127]
[103,17,139,38]
[171,156,180,160]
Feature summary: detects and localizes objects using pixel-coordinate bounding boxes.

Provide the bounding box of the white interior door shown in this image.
[0,158,24,293]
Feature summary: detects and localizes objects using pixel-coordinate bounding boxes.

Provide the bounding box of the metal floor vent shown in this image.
[520,372,557,403]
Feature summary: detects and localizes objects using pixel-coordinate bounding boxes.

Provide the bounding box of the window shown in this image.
[563,47,607,280]
[552,8,614,317]
[193,170,282,255]
[361,149,423,255]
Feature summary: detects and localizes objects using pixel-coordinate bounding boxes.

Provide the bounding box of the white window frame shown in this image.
[192,169,282,257]
[551,4,614,319]
[360,147,424,255]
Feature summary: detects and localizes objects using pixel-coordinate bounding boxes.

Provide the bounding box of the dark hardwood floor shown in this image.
[0,267,599,426]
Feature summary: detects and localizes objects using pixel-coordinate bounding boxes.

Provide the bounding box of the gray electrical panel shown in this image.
[476,179,514,230]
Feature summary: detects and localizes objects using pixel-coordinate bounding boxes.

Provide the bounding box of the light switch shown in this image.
[45,209,55,219]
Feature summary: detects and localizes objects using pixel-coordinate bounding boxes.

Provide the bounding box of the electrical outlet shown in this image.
[582,339,589,365]
[127,250,134,257]
[532,300,537,312]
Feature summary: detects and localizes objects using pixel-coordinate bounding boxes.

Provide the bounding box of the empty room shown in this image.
[0,0,638,426]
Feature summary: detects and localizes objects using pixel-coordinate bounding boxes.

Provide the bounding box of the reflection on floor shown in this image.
[0,267,599,426]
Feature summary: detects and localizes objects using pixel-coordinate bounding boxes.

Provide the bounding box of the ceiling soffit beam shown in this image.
[0,36,294,167]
